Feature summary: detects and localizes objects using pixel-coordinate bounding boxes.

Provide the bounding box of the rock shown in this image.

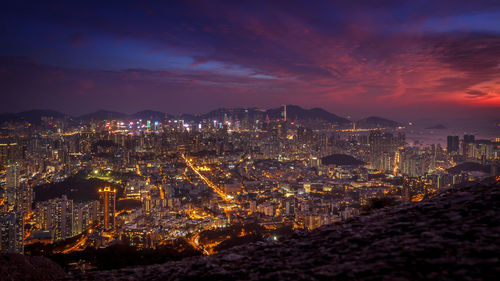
[0,254,67,281]
[421,231,436,238]
[221,253,244,262]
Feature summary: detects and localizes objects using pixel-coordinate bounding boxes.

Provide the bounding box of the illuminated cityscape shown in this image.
[0,106,498,261]
[0,1,499,279]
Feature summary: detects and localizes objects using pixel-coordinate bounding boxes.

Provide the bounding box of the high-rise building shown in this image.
[0,143,20,170]
[53,195,74,240]
[369,132,404,171]
[99,187,116,231]
[73,201,99,236]
[447,136,459,154]
[0,212,24,254]
[35,198,97,241]
[35,201,54,231]
[463,135,475,144]
[5,163,20,212]
[463,135,475,157]
[16,182,33,215]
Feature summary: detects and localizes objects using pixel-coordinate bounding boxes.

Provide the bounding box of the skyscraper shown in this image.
[463,135,475,157]
[447,136,459,154]
[99,187,116,231]
[0,211,24,254]
[5,163,20,212]
[16,182,33,215]
[463,135,475,144]
[0,143,20,170]
[53,195,74,240]
[368,132,404,172]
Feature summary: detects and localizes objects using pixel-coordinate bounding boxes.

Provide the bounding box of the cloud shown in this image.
[466,90,488,98]
[190,56,210,67]
[429,33,500,74]
[1,1,500,116]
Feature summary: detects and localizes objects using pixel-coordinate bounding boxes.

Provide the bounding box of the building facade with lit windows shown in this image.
[0,211,24,254]
[99,187,116,231]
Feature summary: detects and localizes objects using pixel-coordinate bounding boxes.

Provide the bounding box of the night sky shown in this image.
[1,1,499,119]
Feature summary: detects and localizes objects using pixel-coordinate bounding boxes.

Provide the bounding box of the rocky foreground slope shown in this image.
[68,181,500,281]
[0,253,66,281]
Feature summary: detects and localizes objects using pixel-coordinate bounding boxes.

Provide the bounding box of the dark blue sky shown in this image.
[1,0,499,119]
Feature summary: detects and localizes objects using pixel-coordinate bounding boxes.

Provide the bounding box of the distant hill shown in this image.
[356,116,400,128]
[0,105,351,125]
[131,110,170,121]
[187,108,253,123]
[447,162,490,174]
[425,124,447,129]
[78,110,129,121]
[321,154,365,166]
[203,108,259,120]
[179,113,203,122]
[265,105,350,124]
[0,109,66,124]
[180,105,350,125]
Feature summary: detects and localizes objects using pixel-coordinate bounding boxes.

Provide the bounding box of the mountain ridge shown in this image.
[0,105,353,125]
[0,106,405,127]
[0,109,67,124]
[356,116,400,128]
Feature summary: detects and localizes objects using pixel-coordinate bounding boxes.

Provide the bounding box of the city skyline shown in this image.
[1,105,498,134]
[1,1,500,118]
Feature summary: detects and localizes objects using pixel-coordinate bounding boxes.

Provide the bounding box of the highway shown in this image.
[181,154,234,202]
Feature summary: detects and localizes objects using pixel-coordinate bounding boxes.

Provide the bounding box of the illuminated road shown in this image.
[187,233,209,255]
[181,154,234,202]
[57,235,88,254]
